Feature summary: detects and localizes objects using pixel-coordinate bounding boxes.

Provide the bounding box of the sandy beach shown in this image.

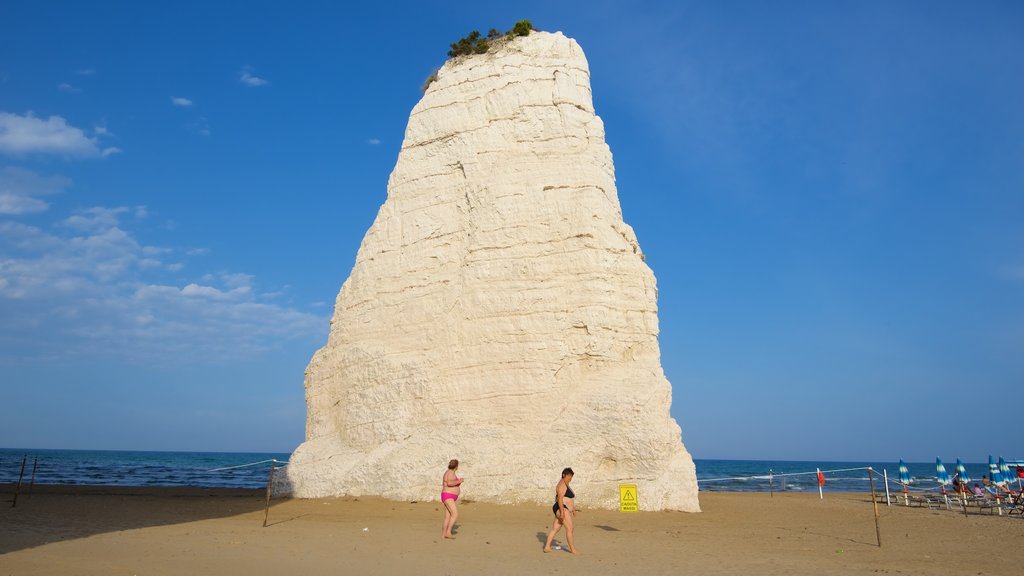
[3,485,1021,575]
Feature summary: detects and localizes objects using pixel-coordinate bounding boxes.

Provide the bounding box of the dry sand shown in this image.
[2,485,1022,575]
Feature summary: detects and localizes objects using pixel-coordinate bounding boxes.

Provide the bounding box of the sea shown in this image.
[1,448,1019,494]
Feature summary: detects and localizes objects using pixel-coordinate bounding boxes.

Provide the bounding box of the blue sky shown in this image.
[1,1,1021,462]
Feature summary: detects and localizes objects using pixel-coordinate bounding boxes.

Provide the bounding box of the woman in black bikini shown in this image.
[543,467,578,554]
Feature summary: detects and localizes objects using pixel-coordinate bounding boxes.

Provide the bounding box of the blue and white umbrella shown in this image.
[998,457,1013,488]
[898,459,912,505]
[989,455,1004,486]
[936,457,950,486]
[936,457,952,508]
[898,459,911,485]
[955,458,971,485]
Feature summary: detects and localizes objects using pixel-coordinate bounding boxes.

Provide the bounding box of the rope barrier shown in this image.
[697,466,871,483]
[206,459,289,473]
[696,466,980,493]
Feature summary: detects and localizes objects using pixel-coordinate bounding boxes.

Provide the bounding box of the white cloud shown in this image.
[0,167,71,215]
[142,245,170,256]
[368,138,381,145]
[171,96,193,107]
[61,206,137,232]
[58,83,82,94]
[0,112,120,158]
[186,116,211,137]
[0,206,326,362]
[238,66,269,87]
[0,193,48,214]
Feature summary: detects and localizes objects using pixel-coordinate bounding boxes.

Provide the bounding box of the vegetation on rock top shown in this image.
[446,20,534,58]
[422,20,536,93]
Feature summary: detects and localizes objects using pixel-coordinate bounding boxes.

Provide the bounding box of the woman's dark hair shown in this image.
[561,467,574,477]
[448,459,459,470]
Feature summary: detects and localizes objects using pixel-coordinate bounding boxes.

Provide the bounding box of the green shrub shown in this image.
[446,21,535,59]
[511,20,533,37]
[421,70,439,93]
[448,30,484,57]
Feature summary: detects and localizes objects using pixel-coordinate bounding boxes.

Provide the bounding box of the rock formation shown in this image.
[282,30,699,512]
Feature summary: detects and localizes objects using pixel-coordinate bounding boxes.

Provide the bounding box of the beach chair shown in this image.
[961,494,1003,515]
[1006,491,1024,516]
[907,492,943,509]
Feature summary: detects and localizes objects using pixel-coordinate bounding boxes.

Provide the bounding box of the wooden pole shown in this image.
[28,457,38,500]
[12,455,27,504]
[262,458,277,528]
[868,467,881,547]
[769,468,773,498]
[883,469,891,506]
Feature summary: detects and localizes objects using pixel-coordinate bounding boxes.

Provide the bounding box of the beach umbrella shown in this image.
[998,457,1013,488]
[898,459,911,505]
[988,455,1004,486]
[955,458,971,485]
[936,458,951,509]
[935,458,950,486]
[899,459,911,485]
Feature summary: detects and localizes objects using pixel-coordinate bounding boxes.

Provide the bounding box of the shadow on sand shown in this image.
[0,484,275,555]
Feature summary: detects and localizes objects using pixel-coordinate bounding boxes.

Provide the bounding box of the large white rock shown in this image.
[282,30,699,512]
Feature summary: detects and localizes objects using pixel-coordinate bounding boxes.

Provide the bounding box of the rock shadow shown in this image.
[1,484,273,555]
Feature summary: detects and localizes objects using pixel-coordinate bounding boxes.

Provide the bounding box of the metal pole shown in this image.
[28,457,38,500]
[769,468,773,498]
[817,468,823,500]
[883,469,891,506]
[262,458,277,528]
[12,456,27,508]
[868,467,881,547]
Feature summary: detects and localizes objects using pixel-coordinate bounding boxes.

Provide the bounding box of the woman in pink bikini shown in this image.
[441,459,463,539]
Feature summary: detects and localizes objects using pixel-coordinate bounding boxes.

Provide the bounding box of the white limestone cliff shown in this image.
[281,30,699,512]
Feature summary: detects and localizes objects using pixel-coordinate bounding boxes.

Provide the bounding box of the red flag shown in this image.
[817,470,826,487]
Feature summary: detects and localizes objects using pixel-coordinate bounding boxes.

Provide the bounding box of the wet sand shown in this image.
[2,485,1021,575]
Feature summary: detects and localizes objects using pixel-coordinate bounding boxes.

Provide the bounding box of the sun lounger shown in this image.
[907,493,945,509]
[959,494,1004,515]
[1006,491,1024,516]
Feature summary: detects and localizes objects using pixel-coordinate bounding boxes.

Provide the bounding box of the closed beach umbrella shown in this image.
[954,458,971,510]
[935,458,951,508]
[955,458,971,485]
[899,459,911,485]
[988,455,1004,486]
[935,457,950,486]
[997,457,1012,487]
[899,459,911,505]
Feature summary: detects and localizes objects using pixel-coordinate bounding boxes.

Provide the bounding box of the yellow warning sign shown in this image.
[619,484,638,512]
